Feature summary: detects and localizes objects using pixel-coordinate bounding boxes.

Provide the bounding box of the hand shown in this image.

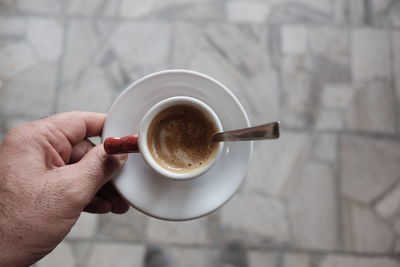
[0,112,129,266]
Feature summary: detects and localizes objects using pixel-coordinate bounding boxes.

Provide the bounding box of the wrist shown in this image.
[0,225,31,267]
[0,240,19,267]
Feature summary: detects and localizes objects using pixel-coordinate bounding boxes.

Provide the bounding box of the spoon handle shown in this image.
[212,121,280,142]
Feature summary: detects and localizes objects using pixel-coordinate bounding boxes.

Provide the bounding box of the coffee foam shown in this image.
[147,105,219,173]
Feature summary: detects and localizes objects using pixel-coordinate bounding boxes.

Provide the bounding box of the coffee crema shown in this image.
[147,105,219,173]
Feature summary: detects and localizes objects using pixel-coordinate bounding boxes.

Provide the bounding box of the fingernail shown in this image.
[114,153,128,163]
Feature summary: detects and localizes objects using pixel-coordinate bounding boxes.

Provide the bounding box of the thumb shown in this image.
[64,145,127,203]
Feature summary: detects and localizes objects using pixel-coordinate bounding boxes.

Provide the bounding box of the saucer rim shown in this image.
[103,69,253,221]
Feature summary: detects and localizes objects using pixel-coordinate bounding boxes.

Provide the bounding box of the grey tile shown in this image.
[66,0,106,16]
[242,70,280,125]
[280,55,317,128]
[310,27,348,67]
[0,62,57,118]
[0,0,17,14]
[395,218,400,236]
[243,132,311,197]
[283,253,311,267]
[192,48,279,124]
[370,0,398,26]
[340,135,400,204]
[0,16,26,36]
[352,28,391,82]
[344,81,396,134]
[97,208,148,242]
[226,1,269,24]
[320,255,399,267]
[67,213,98,239]
[346,0,366,26]
[249,251,277,267]
[375,182,400,219]
[389,3,400,28]
[313,55,351,85]
[171,22,204,68]
[308,26,350,82]
[113,63,169,88]
[296,0,332,14]
[109,21,171,68]
[288,161,338,250]
[281,25,307,55]
[119,0,154,18]
[371,0,392,14]
[315,110,344,130]
[320,84,354,110]
[332,0,347,24]
[0,132,5,143]
[189,47,246,107]
[146,216,211,245]
[27,18,63,62]
[87,243,145,267]
[37,241,76,267]
[120,0,223,20]
[168,247,217,267]
[311,133,337,163]
[17,0,62,14]
[61,20,105,83]
[267,1,331,24]
[70,242,93,267]
[0,41,37,80]
[204,24,267,77]
[221,193,290,246]
[395,238,400,252]
[392,31,400,104]
[101,0,121,18]
[183,23,278,125]
[343,199,394,253]
[155,1,224,21]
[57,67,116,113]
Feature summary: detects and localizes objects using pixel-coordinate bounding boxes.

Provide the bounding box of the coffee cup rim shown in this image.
[139,96,223,180]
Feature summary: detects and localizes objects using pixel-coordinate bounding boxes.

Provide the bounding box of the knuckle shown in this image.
[2,122,35,146]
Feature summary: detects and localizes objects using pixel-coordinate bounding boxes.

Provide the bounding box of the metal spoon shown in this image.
[104,121,280,155]
[211,121,280,142]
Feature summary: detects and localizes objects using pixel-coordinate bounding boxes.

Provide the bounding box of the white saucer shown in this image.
[103,70,252,221]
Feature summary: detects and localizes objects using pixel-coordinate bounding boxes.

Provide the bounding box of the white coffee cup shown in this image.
[104,96,223,180]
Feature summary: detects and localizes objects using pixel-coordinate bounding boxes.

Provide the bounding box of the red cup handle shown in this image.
[104,135,139,155]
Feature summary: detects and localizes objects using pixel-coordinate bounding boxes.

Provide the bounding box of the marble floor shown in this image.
[1,0,400,266]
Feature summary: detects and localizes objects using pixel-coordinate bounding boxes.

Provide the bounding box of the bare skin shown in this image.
[0,112,129,266]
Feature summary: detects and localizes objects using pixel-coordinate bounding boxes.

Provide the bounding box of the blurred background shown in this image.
[1,0,400,266]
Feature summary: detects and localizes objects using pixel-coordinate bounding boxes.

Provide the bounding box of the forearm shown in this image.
[0,236,24,267]
[0,217,35,267]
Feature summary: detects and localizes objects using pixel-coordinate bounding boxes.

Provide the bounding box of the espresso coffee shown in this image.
[147,105,219,173]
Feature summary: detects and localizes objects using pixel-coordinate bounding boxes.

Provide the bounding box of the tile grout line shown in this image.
[363,0,372,25]
[51,15,68,114]
[282,126,400,141]
[335,132,345,250]
[4,12,400,30]
[65,237,400,259]
[388,24,400,133]
[166,20,176,68]
[334,20,353,252]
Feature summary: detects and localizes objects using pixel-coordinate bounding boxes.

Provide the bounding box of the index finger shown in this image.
[43,111,106,145]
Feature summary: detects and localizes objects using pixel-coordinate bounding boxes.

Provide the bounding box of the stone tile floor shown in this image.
[1,0,400,266]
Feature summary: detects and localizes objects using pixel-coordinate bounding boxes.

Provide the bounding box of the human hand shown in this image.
[0,112,129,266]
